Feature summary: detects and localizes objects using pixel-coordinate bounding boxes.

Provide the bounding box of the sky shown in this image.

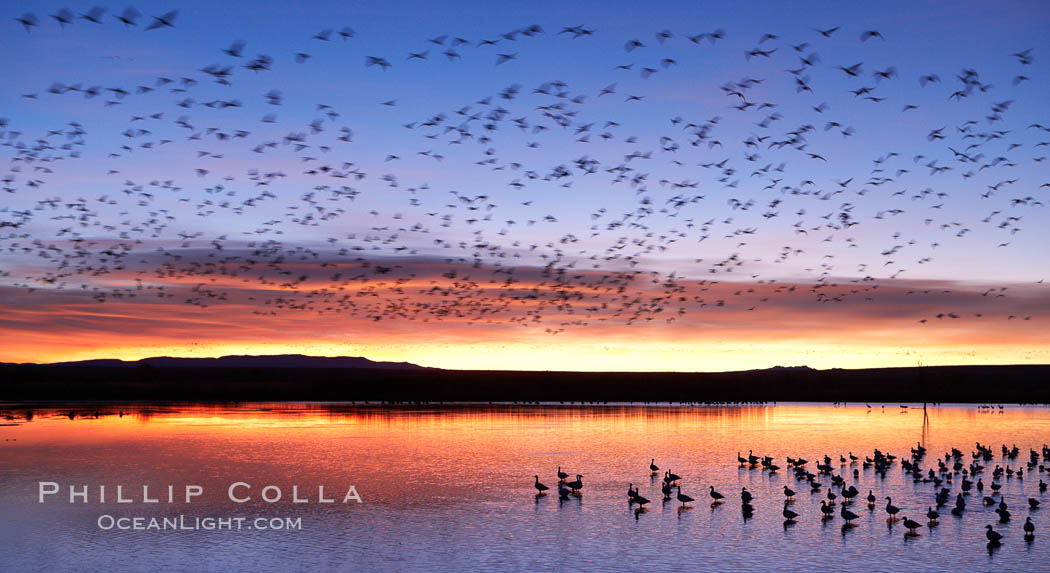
[0,0,1048,370]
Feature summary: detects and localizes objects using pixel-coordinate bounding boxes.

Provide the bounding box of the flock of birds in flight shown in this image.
[534,442,1049,552]
[2,7,1047,336]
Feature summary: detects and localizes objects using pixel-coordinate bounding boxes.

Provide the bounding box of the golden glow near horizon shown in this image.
[4,331,1047,372]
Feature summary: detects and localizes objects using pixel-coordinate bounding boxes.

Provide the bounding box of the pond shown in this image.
[1,402,1047,571]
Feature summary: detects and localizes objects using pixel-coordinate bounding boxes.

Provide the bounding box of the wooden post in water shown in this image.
[918,359,927,415]
[919,360,929,442]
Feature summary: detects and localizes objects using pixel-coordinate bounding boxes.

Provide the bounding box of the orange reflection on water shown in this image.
[5,403,1049,474]
[3,402,1050,572]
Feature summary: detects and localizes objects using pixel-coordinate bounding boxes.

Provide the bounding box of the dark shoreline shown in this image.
[2,364,1047,403]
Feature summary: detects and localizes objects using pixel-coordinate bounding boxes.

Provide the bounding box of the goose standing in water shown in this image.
[885,497,901,519]
[534,475,549,494]
[627,484,637,500]
[634,492,651,506]
[661,481,673,500]
[866,490,877,506]
[737,452,748,466]
[927,507,939,525]
[783,485,796,500]
[903,517,922,535]
[739,484,755,510]
[649,459,660,473]
[558,484,572,499]
[986,524,1003,545]
[557,466,569,481]
[783,501,799,522]
[820,500,835,519]
[709,485,725,503]
[996,506,1011,522]
[1024,516,1035,539]
[841,505,859,525]
[566,474,583,493]
[676,486,695,505]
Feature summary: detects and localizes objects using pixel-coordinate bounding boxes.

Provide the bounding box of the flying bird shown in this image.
[145,10,179,31]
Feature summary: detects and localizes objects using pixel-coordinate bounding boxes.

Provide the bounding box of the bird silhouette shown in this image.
[533,475,548,494]
[885,497,900,519]
[145,10,178,31]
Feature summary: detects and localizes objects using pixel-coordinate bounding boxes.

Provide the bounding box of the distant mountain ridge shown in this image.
[25,354,426,370]
[6,356,814,372]
[3,362,1047,403]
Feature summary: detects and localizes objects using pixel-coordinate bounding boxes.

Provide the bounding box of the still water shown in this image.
[1,402,1048,572]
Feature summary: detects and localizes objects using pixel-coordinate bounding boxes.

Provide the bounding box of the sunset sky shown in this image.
[1,0,1048,370]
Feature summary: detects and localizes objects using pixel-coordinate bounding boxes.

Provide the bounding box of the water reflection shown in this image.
[0,402,1048,571]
